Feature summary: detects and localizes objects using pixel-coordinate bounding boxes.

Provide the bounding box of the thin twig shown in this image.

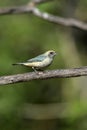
[0,66,87,85]
[0,1,87,30]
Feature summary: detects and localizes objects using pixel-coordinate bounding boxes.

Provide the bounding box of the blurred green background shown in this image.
[0,0,87,130]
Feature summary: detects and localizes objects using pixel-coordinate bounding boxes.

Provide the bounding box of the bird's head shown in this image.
[45,50,56,58]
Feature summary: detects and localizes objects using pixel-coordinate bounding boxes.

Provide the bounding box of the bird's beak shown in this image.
[54,52,57,55]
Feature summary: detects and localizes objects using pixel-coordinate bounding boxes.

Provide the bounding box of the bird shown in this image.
[12,50,56,73]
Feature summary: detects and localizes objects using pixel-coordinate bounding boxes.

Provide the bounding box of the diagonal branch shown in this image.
[30,0,53,4]
[0,0,52,15]
[0,66,87,86]
[32,8,87,30]
[0,1,87,30]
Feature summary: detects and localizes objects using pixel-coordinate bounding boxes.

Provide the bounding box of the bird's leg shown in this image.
[32,67,44,74]
[32,67,39,74]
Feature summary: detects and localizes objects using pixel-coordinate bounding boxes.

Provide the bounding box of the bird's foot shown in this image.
[32,67,45,74]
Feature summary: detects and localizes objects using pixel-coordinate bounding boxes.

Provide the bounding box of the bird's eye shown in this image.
[50,52,54,55]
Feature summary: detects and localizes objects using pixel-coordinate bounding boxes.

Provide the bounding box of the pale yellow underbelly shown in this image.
[23,58,52,68]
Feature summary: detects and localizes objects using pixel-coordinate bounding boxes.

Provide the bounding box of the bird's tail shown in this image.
[12,63,24,66]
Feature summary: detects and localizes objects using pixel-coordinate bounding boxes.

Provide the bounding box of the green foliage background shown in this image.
[0,0,87,130]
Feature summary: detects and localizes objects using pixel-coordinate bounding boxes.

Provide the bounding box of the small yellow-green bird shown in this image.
[12,50,56,73]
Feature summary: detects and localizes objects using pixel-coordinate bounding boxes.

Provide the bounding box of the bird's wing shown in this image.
[27,54,46,63]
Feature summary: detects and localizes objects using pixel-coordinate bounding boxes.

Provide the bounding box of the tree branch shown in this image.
[30,0,53,5]
[0,66,87,86]
[0,1,87,30]
[32,8,87,30]
[0,0,52,15]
